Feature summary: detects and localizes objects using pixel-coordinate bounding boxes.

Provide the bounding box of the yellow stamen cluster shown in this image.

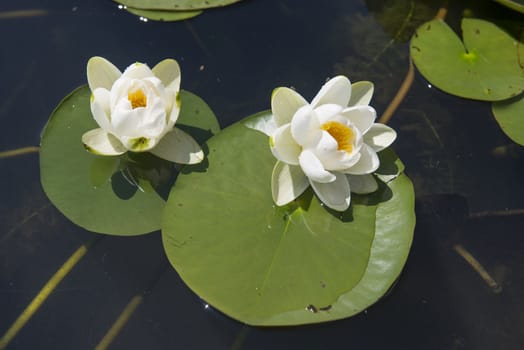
[128,89,147,109]
[320,121,354,153]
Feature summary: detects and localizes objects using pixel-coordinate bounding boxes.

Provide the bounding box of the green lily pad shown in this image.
[162,112,415,326]
[114,0,242,11]
[125,7,202,21]
[493,0,524,14]
[493,94,524,145]
[40,86,219,235]
[411,18,524,101]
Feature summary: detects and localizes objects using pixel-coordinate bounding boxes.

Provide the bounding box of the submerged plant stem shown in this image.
[469,208,524,218]
[0,203,52,245]
[0,146,39,159]
[95,296,144,350]
[0,9,47,20]
[379,2,448,125]
[379,59,415,125]
[0,236,99,349]
[453,244,502,293]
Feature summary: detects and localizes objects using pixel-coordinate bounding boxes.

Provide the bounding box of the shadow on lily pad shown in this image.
[180,142,210,175]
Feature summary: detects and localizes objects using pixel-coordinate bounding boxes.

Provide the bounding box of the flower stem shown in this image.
[0,146,39,159]
[379,1,449,125]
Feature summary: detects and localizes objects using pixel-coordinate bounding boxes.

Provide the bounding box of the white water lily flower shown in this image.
[252,76,397,211]
[81,56,204,164]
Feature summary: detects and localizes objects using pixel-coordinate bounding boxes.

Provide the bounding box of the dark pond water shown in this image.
[1,0,524,349]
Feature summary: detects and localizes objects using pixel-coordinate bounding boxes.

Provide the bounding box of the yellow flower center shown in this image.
[128,89,147,109]
[320,121,355,153]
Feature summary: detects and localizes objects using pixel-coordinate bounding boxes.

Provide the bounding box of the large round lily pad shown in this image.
[40,86,219,235]
[411,18,524,101]
[162,112,415,326]
[114,0,242,11]
[493,94,524,145]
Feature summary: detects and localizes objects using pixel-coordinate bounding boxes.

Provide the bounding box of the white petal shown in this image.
[244,113,277,136]
[165,89,181,129]
[310,172,351,211]
[343,144,380,175]
[122,62,154,79]
[271,162,309,206]
[349,81,374,106]
[340,105,376,134]
[90,88,112,131]
[271,87,308,127]
[348,174,378,194]
[364,124,397,152]
[111,94,167,139]
[311,76,351,108]
[299,149,335,183]
[152,59,181,92]
[313,131,362,170]
[82,128,127,155]
[314,103,344,124]
[150,128,204,164]
[87,56,121,91]
[270,124,301,165]
[290,105,321,147]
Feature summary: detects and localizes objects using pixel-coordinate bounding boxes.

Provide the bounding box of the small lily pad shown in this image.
[493,94,524,145]
[125,7,202,21]
[114,0,242,11]
[411,18,524,101]
[40,86,219,235]
[162,112,415,326]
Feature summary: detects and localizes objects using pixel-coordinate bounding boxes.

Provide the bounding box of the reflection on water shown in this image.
[1,0,524,349]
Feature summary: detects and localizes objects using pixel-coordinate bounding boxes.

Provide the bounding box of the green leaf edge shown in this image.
[125,7,203,21]
[493,0,524,14]
[114,0,242,11]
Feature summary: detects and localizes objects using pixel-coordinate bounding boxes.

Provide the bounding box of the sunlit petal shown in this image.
[271,87,308,127]
[343,144,380,175]
[270,124,301,165]
[349,81,374,106]
[271,162,309,206]
[311,76,351,108]
[121,62,155,79]
[291,105,321,147]
[91,88,112,131]
[310,172,351,211]
[82,128,126,155]
[150,128,204,164]
[340,105,376,135]
[87,56,121,91]
[152,58,181,92]
[314,103,344,124]
[364,124,397,152]
[299,149,336,183]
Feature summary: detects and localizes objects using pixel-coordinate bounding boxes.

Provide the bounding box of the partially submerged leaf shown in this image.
[114,0,242,11]
[125,7,202,21]
[411,18,524,101]
[493,94,524,145]
[162,113,415,325]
